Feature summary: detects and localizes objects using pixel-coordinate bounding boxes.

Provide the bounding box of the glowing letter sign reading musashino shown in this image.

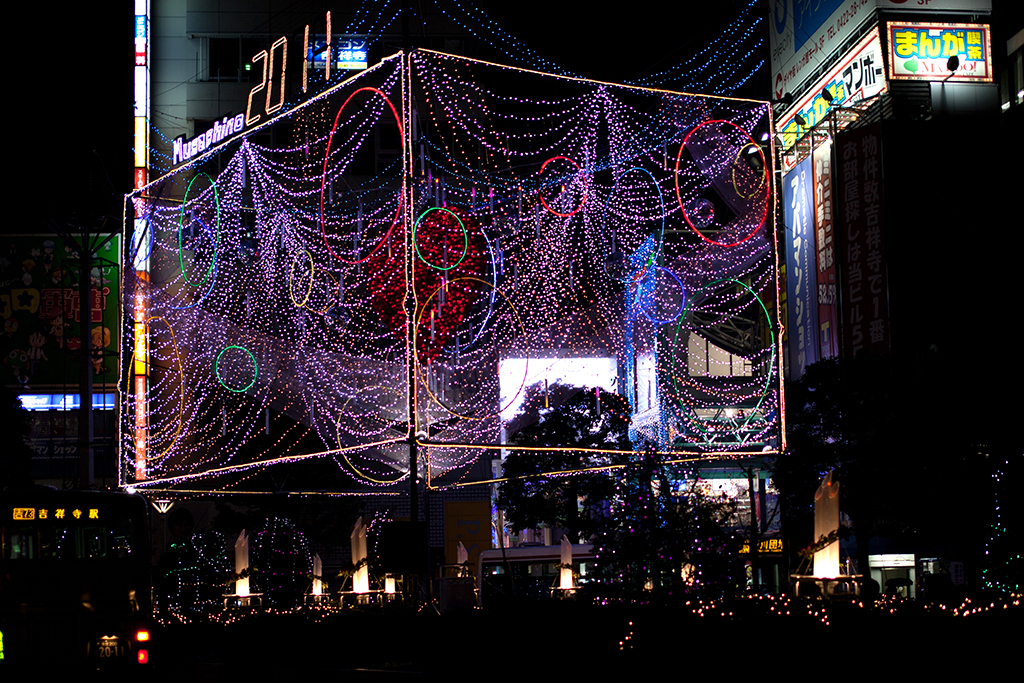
[172,114,246,166]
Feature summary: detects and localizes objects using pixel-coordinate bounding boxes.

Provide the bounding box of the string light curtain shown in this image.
[121,50,782,495]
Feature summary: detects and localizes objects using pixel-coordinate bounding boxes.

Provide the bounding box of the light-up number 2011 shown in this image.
[246,36,288,127]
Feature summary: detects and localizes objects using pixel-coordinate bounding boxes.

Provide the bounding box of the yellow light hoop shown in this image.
[288,249,314,307]
[335,410,409,485]
[731,142,767,199]
[334,381,406,438]
[309,268,341,315]
[414,276,528,421]
[127,315,184,462]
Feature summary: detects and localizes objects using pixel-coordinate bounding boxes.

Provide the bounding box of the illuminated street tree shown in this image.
[498,385,631,543]
[588,444,739,600]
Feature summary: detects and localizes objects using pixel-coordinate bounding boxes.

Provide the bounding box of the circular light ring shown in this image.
[127,315,184,462]
[461,227,499,351]
[538,156,588,218]
[288,249,314,308]
[413,207,469,271]
[675,120,769,247]
[178,172,220,287]
[669,278,776,434]
[414,277,528,421]
[319,87,405,264]
[731,142,767,199]
[129,218,154,266]
[338,450,409,486]
[602,167,666,283]
[308,269,341,315]
[127,183,172,288]
[215,345,258,393]
[335,416,409,485]
[638,266,687,325]
[333,383,405,439]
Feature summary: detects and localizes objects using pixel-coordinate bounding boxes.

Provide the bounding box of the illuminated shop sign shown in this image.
[172,114,246,166]
[887,22,992,82]
[134,1,149,188]
[311,36,368,71]
[783,155,818,379]
[134,14,147,66]
[18,393,117,411]
[11,507,100,520]
[778,28,886,161]
[739,538,784,554]
[770,1,991,100]
[169,16,368,168]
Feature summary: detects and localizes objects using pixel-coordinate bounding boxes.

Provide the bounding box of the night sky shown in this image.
[15,1,771,228]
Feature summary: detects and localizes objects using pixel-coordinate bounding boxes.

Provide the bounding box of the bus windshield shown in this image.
[1,489,153,666]
[6,513,136,561]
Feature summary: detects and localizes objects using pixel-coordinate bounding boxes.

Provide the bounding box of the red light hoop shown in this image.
[675,119,768,248]
[320,87,406,264]
[538,156,588,218]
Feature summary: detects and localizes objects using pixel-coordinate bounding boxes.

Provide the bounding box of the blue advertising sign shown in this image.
[310,36,368,71]
[783,155,818,379]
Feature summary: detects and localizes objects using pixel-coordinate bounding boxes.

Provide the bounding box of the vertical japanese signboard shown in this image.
[836,124,889,358]
[813,142,839,360]
[783,156,819,379]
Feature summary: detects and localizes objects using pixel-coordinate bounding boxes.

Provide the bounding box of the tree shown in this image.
[588,444,740,600]
[774,355,982,578]
[0,386,35,490]
[497,384,631,543]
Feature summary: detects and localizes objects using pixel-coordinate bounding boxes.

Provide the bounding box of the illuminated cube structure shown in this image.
[121,50,783,495]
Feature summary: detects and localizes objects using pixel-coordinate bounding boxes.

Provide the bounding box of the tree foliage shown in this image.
[588,445,740,600]
[498,384,631,542]
[775,355,983,574]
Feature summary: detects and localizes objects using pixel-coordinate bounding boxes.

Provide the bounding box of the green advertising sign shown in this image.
[1,234,120,389]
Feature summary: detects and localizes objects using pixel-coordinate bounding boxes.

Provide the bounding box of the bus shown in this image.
[1,488,153,667]
[476,543,596,606]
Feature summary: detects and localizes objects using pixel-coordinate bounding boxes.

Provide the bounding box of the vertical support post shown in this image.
[401,46,424,604]
[79,228,95,489]
[746,464,759,592]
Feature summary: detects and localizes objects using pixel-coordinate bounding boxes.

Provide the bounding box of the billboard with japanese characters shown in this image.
[813,141,839,360]
[836,124,889,358]
[769,1,991,100]
[769,0,876,102]
[783,155,819,379]
[779,28,887,169]
[1,234,120,389]
[888,22,992,82]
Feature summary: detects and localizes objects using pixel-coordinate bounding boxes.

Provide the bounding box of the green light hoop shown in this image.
[178,172,220,288]
[215,345,258,393]
[669,278,776,434]
[413,207,469,271]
